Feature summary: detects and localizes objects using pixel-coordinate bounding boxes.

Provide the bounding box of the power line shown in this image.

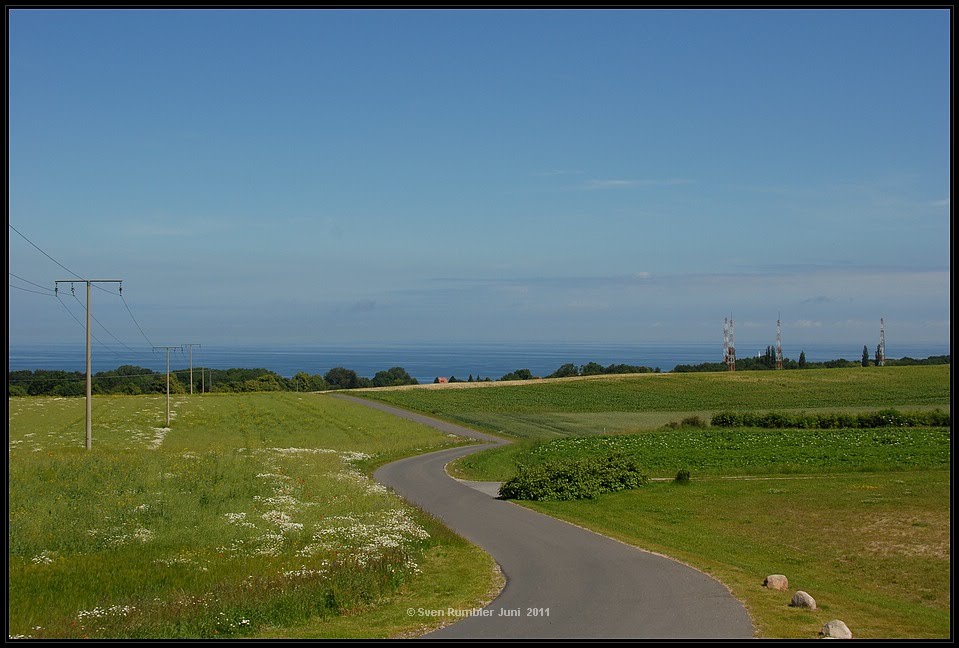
[10,225,119,296]
[55,293,130,362]
[9,284,55,297]
[9,224,83,280]
[119,292,155,348]
[70,291,150,358]
[9,272,56,293]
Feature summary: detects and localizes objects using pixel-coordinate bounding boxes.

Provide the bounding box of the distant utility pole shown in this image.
[183,344,201,395]
[55,279,123,450]
[723,318,729,366]
[153,346,180,427]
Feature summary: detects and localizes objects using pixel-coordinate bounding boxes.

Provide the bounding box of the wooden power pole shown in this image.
[55,279,123,450]
[153,346,180,427]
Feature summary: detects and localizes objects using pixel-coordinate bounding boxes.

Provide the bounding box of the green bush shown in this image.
[499,454,649,501]
[711,409,950,429]
[674,468,691,484]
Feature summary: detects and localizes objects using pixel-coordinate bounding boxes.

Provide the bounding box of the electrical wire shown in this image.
[9,272,56,293]
[11,225,121,296]
[9,284,56,297]
[54,294,130,361]
[9,224,83,280]
[119,292,155,348]
[69,291,151,358]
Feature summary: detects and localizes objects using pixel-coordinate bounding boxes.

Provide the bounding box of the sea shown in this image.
[7,342,951,385]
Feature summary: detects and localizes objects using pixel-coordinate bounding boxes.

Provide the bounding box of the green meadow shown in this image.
[362,365,952,639]
[7,393,499,639]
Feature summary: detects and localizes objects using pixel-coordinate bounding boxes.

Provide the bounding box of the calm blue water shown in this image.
[7,342,951,384]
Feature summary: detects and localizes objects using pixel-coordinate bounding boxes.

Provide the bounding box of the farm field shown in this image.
[7,392,499,639]
[361,365,952,638]
[362,365,950,438]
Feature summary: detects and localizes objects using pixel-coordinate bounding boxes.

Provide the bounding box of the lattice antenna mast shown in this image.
[878,317,886,366]
[723,317,729,366]
[728,317,736,371]
[776,315,783,370]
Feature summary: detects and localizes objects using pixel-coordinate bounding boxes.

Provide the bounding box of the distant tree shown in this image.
[371,367,417,388]
[449,375,458,383]
[798,351,807,368]
[325,367,360,390]
[861,345,870,367]
[292,371,327,392]
[433,377,440,384]
[580,362,605,376]
[550,363,580,379]
[468,374,474,383]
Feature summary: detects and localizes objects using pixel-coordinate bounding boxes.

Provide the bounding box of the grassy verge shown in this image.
[7,392,499,639]
[526,470,950,639]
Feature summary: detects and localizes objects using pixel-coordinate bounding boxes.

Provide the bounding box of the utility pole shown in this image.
[723,318,729,367]
[183,344,201,395]
[55,279,123,450]
[153,346,180,427]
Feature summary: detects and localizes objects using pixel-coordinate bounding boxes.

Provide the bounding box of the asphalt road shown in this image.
[332,395,755,639]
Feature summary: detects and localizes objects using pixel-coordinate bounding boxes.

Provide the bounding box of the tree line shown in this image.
[434,362,661,383]
[8,365,418,397]
[673,349,950,373]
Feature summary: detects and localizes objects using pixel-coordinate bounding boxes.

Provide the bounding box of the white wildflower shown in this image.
[31,551,55,565]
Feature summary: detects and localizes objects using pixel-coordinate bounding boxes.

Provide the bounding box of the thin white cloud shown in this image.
[534,170,584,177]
[584,178,694,190]
[931,199,950,207]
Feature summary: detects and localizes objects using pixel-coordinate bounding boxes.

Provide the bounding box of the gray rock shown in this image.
[819,619,852,639]
[789,590,817,610]
[763,574,789,590]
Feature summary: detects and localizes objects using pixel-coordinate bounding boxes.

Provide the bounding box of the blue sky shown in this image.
[8,8,951,350]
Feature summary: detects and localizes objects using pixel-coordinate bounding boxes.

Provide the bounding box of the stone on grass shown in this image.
[789,590,817,610]
[763,574,789,590]
[819,619,852,639]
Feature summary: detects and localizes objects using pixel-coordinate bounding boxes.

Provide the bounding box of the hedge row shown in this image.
[710,408,950,429]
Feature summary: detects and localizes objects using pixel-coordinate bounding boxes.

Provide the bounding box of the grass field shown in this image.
[360,365,952,639]
[362,365,950,439]
[7,392,499,639]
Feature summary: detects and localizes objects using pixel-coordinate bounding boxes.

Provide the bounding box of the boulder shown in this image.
[789,590,817,610]
[763,574,789,591]
[819,619,852,639]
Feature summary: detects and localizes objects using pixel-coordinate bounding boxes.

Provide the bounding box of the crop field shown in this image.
[362,365,952,638]
[7,393,498,639]
[363,365,950,439]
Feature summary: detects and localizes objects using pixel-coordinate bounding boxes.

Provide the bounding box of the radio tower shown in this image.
[877,317,886,366]
[723,318,730,366]
[776,315,783,370]
[728,317,737,371]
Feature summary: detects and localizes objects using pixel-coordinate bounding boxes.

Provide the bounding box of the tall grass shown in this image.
[8,393,472,639]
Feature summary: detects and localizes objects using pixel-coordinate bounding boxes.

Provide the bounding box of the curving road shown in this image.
[332,395,754,639]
